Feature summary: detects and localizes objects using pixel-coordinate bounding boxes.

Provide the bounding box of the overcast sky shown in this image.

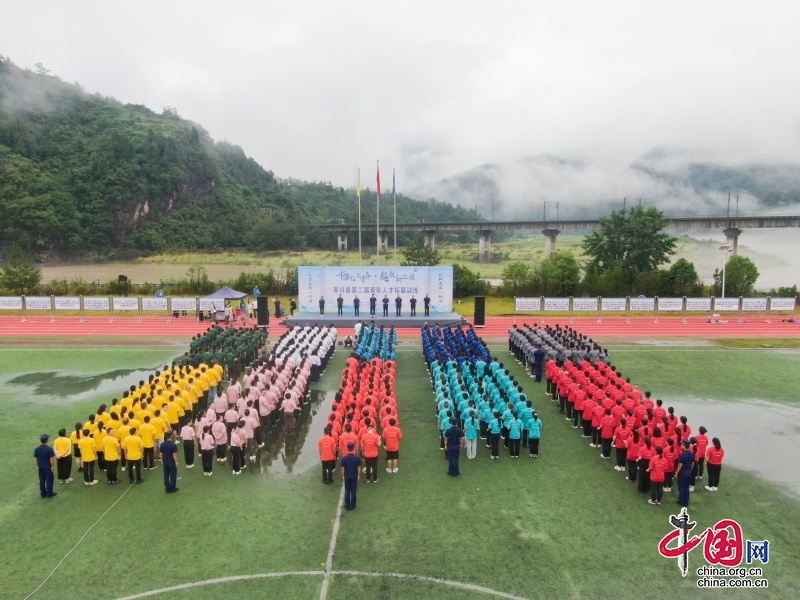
[3,1,800,190]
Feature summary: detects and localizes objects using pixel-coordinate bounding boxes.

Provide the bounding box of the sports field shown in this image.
[3,324,799,599]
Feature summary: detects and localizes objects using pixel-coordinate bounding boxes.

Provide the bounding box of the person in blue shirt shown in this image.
[382,295,390,317]
[463,410,480,459]
[160,430,179,493]
[319,296,325,315]
[489,412,503,460]
[341,441,362,510]
[444,417,464,476]
[337,294,344,316]
[527,412,543,458]
[34,434,56,499]
[674,439,695,507]
[532,344,545,382]
[507,413,523,458]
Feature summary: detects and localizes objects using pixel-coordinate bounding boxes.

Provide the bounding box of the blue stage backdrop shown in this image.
[298,266,453,314]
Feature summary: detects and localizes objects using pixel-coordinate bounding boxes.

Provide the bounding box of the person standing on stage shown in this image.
[34,434,56,499]
[289,299,297,316]
[353,295,361,317]
[160,430,179,493]
[423,294,431,317]
[369,294,377,317]
[319,296,326,316]
[337,294,344,316]
[274,297,282,317]
[341,441,362,510]
[394,294,402,317]
[409,295,417,317]
[382,295,390,317]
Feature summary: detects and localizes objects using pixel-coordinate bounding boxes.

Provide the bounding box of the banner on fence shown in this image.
[713,297,740,311]
[83,297,110,311]
[769,297,796,311]
[171,297,197,312]
[113,297,139,311]
[741,298,768,312]
[544,298,569,311]
[0,297,24,310]
[685,298,712,312]
[141,297,168,312]
[199,297,226,312]
[298,266,453,314]
[629,297,655,311]
[572,298,599,312]
[657,298,683,312]
[54,297,81,311]
[515,297,541,311]
[601,297,627,311]
[25,296,52,310]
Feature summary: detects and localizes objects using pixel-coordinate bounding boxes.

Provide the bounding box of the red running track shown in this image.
[0,315,798,340]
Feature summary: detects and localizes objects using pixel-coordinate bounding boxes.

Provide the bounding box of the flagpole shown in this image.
[357,168,362,266]
[393,168,397,264]
[376,160,381,263]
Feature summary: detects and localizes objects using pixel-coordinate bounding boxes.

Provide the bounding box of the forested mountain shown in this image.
[0,57,476,257]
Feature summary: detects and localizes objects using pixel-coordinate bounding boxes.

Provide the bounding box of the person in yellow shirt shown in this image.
[93,423,107,472]
[103,429,121,485]
[78,429,98,486]
[123,428,144,484]
[163,398,180,434]
[70,423,84,473]
[140,416,157,470]
[117,419,131,472]
[151,410,167,454]
[54,428,73,484]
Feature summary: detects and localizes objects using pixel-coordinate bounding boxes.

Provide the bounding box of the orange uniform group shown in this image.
[318,355,402,485]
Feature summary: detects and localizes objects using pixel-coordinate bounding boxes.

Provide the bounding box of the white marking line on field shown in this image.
[117,571,527,600]
[24,483,134,600]
[319,484,346,600]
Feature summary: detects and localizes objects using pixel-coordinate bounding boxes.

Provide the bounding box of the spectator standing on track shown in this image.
[34,434,56,499]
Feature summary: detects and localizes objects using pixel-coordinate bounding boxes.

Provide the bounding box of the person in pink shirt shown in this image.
[179,420,196,468]
[199,425,215,476]
[226,377,242,407]
[282,393,298,434]
[211,415,228,463]
[213,391,227,419]
[230,424,244,475]
[241,409,258,460]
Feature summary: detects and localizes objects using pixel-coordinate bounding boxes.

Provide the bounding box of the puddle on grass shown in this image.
[672,398,800,497]
[7,369,157,404]
[254,388,330,477]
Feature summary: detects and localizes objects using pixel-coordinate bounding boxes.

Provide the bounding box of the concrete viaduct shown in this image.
[315,215,800,263]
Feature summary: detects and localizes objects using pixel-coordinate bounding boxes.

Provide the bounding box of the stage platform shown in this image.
[280,311,467,329]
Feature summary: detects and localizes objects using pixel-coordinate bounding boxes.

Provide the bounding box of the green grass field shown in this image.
[2,340,798,599]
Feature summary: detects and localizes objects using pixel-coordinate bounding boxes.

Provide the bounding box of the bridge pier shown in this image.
[423,230,437,251]
[723,227,741,255]
[378,232,390,255]
[542,228,560,257]
[478,230,491,263]
[337,234,348,251]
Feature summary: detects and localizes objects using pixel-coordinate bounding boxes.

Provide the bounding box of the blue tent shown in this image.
[207,286,248,300]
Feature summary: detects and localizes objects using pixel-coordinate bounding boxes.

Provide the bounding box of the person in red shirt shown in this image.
[612,418,631,471]
[647,446,667,505]
[581,394,596,439]
[663,438,677,492]
[382,418,402,473]
[637,437,654,494]
[360,424,381,483]
[705,437,724,491]
[318,425,337,484]
[695,426,709,481]
[599,409,615,459]
[590,403,605,448]
[339,424,359,457]
[626,430,642,483]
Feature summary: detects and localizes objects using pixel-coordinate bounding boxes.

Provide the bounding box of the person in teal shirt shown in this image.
[527,412,543,458]
[489,412,503,460]
[463,409,480,459]
[520,401,534,448]
[507,413,523,458]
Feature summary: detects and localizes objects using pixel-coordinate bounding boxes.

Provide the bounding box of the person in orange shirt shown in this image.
[382,418,402,473]
[361,424,381,483]
[317,425,337,484]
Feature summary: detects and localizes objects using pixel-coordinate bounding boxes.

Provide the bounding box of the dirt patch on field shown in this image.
[676,398,800,497]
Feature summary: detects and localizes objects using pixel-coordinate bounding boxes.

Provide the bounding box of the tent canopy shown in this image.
[207,286,247,300]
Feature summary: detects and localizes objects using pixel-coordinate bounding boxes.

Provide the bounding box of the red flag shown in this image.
[376,162,381,195]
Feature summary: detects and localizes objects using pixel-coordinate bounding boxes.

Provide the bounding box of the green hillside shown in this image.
[0,57,476,258]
